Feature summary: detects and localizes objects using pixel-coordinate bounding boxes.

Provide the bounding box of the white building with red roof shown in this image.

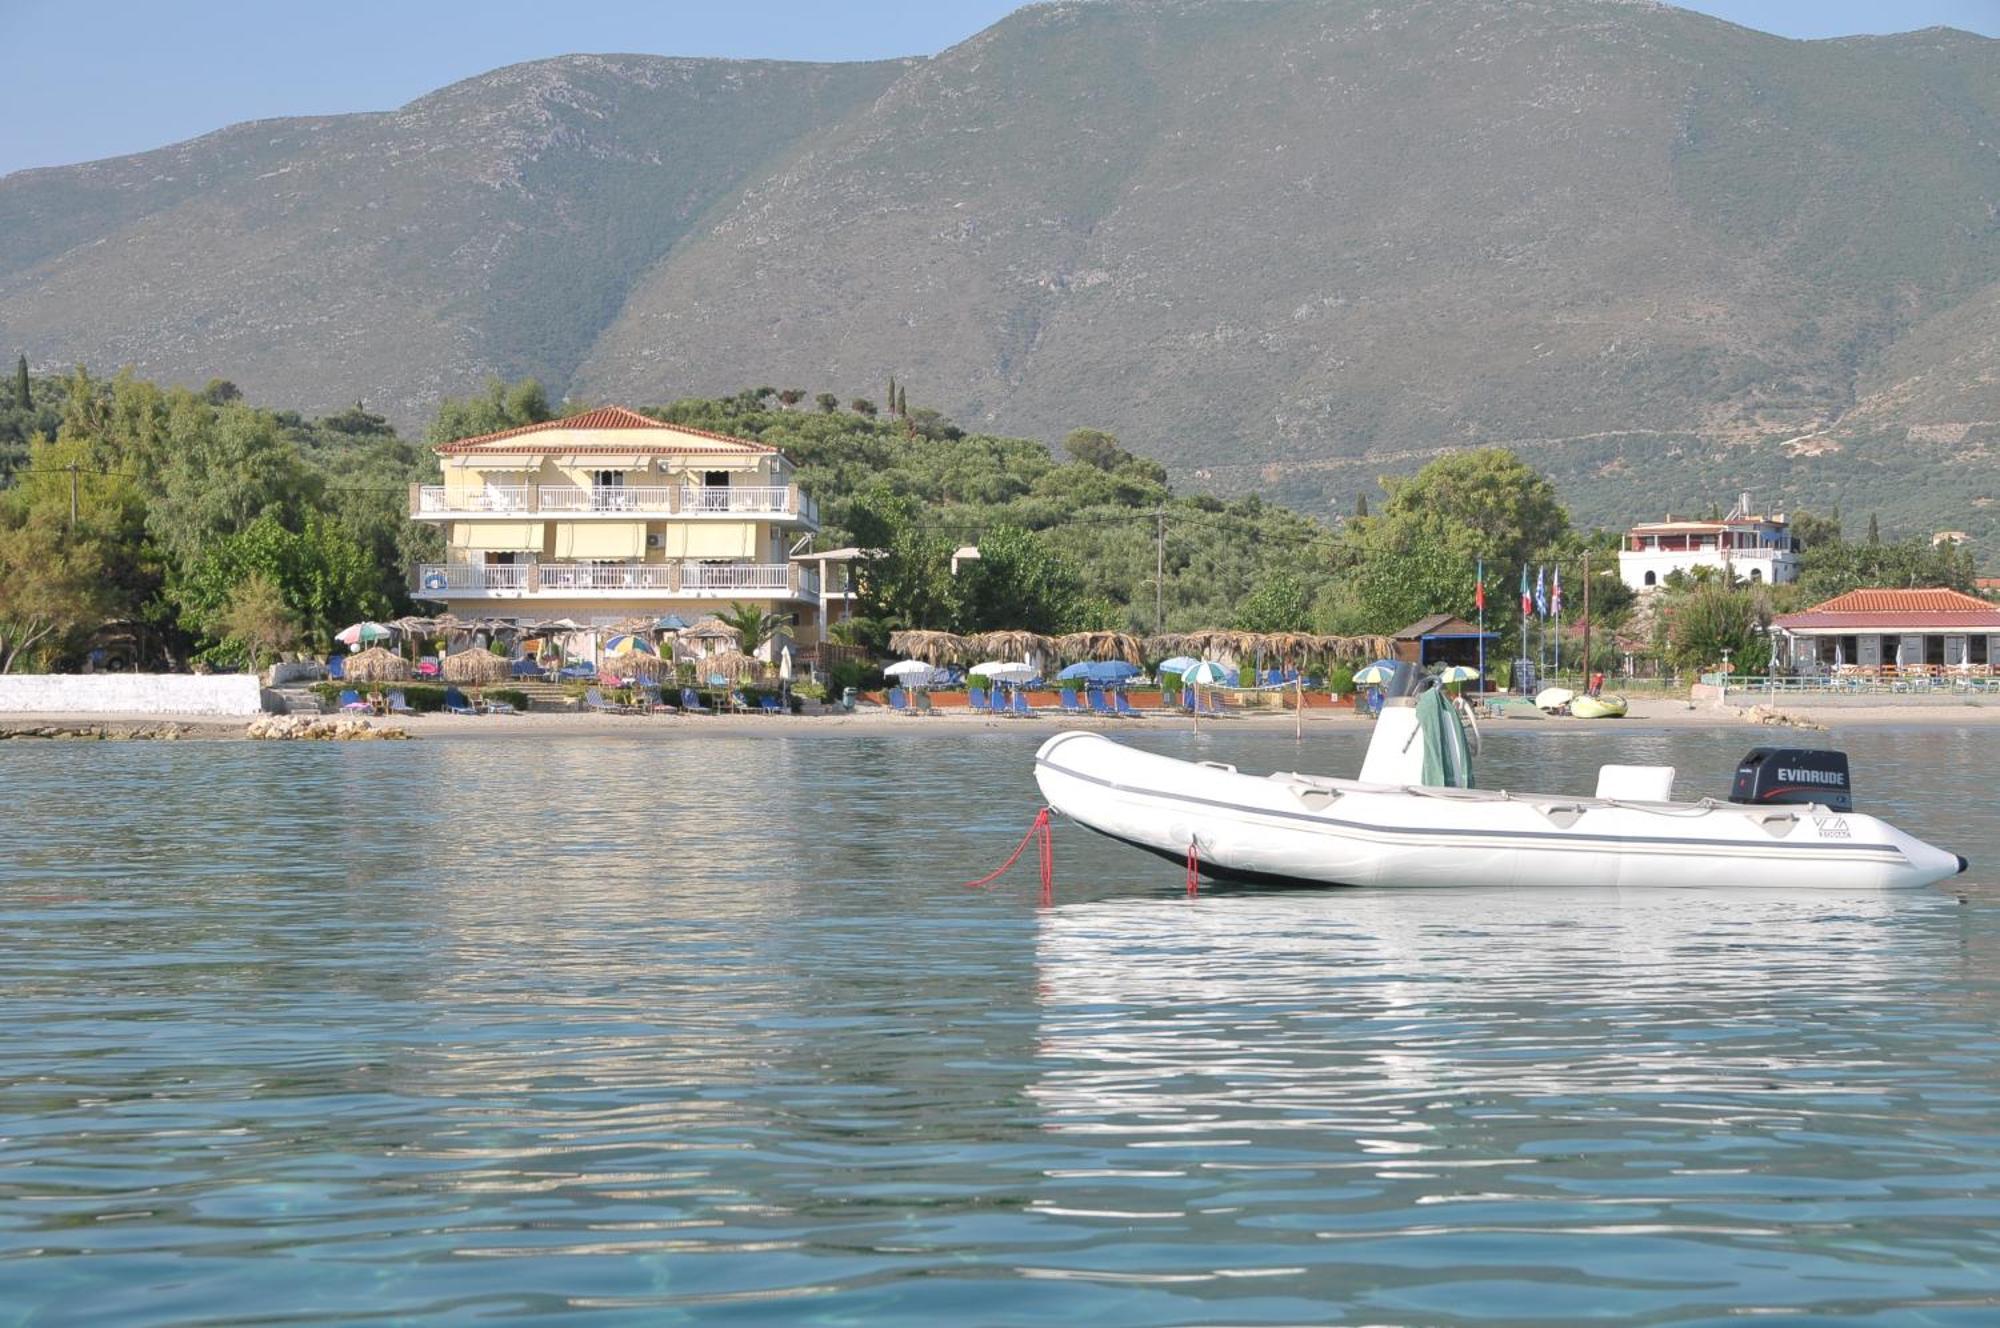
[1771,588,2000,673]
[1619,491,1799,592]
[409,406,824,637]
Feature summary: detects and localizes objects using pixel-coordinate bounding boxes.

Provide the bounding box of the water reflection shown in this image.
[3,730,2000,1325]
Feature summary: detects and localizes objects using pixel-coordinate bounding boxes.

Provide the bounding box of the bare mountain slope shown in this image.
[0,55,905,420]
[579,0,2000,513]
[3,0,1998,533]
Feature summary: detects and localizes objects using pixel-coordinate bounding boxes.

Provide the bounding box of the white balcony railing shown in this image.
[414,484,817,522]
[416,562,819,599]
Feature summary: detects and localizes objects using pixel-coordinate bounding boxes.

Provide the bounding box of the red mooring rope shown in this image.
[962,806,1056,905]
[1186,839,1200,898]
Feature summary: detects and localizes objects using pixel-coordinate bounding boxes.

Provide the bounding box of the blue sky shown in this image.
[2,1,1993,178]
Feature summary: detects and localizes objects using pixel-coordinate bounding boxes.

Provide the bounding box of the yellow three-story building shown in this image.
[410,406,822,642]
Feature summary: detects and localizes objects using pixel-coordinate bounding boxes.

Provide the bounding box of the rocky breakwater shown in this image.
[246,715,411,741]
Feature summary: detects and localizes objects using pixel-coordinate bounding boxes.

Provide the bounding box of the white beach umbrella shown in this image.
[884,659,939,687]
[1182,661,1230,686]
[972,661,1037,685]
[779,646,793,682]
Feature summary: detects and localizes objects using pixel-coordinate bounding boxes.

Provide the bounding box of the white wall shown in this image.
[0,674,267,716]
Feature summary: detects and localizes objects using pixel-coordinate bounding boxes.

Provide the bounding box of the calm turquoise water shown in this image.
[3,725,1998,1325]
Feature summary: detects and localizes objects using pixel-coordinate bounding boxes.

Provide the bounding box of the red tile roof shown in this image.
[435,406,776,455]
[1773,587,2000,631]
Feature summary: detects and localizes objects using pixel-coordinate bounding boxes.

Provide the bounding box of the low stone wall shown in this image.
[0,674,267,716]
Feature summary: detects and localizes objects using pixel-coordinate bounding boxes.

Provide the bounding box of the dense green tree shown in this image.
[815,392,839,413]
[0,434,153,671]
[426,377,552,446]
[955,525,1096,634]
[850,398,877,417]
[1661,583,1768,675]
[778,388,806,408]
[1371,448,1569,572]
[1797,535,1973,599]
[217,571,300,669]
[1237,572,1314,633]
[149,403,322,564]
[172,514,384,661]
[847,493,956,638]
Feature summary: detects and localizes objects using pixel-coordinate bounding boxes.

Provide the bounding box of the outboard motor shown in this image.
[1727,747,1852,813]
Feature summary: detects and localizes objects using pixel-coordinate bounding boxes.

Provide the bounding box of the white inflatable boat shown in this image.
[1033,669,1966,892]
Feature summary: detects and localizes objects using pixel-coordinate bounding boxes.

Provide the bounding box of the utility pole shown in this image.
[1581,551,1592,690]
[1154,509,1165,635]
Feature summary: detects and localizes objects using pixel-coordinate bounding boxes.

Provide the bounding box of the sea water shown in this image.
[2,725,1997,1324]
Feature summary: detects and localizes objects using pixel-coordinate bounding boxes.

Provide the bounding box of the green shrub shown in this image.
[1324,664,1355,697]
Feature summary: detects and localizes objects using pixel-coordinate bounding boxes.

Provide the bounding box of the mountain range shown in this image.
[3,0,1998,537]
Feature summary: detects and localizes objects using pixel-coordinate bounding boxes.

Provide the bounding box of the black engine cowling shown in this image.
[1728,747,1852,813]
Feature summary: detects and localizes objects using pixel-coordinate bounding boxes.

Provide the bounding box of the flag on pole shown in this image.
[1551,565,1563,617]
[1474,561,1485,612]
[1534,565,1548,617]
[1520,566,1532,616]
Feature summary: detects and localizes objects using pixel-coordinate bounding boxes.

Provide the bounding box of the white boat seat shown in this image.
[1595,764,1676,802]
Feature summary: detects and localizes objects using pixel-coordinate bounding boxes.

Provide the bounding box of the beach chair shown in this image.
[584,687,635,715]
[1114,692,1137,718]
[442,687,478,716]
[1202,689,1224,715]
[1012,690,1032,716]
[968,687,989,713]
[680,687,712,714]
[1087,688,1115,716]
[384,690,414,715]
[483,695,518,714]
[888,687,908,712]
[328,655,346,681]
[1181,686,1196,711]
[1059,688,1082,715]
[915,690,934,714]
[759,694,783,715]
[338,688,369,713]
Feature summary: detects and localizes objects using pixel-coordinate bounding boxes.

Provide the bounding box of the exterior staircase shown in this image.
[268,683,325,715]
[510,681,580,712]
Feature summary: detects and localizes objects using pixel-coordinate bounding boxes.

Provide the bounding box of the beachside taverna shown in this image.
[410,407,822,640]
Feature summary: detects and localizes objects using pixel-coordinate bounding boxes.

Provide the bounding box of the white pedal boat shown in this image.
[1033,687,1966,892]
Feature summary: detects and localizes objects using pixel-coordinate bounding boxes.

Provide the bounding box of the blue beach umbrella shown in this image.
[1057,660,1141,684]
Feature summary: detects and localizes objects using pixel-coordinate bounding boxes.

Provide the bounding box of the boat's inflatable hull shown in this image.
[1033,731,1963,891]
[1573,693,1628,719]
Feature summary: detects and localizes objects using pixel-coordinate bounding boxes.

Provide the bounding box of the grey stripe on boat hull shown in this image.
[1035,753,1908,865]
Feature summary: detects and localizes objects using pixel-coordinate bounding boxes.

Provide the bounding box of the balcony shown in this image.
[416,562,819,600]
[412,484,817,525]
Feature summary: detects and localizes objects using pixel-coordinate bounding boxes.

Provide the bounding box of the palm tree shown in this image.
[715,601,782,655]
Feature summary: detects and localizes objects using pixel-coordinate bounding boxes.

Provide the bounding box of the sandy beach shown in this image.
[5,693,2000,741]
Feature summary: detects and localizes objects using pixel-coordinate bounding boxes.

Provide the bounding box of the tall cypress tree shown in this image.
[887,374,897,414]
[13,354,27,410]
[1353,492,1369,519]
[896,385,907,417]
[1867,513,1880,546]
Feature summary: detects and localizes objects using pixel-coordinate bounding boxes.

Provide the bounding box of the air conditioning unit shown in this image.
[646,533,663,549]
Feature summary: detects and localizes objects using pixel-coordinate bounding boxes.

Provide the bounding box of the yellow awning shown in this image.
[672,524,756,558]
[454,522,544,552]
[555,522,647,559]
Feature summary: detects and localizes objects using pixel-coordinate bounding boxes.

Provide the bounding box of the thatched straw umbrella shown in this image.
[1053,631,1144,665]
[344,646,411,683]
[442,649,511,685]
[680,617,741,657]
[696,651,767,683]
[969,630,1056,662]
[889,629,972,665]
[1312,634,1394,662]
